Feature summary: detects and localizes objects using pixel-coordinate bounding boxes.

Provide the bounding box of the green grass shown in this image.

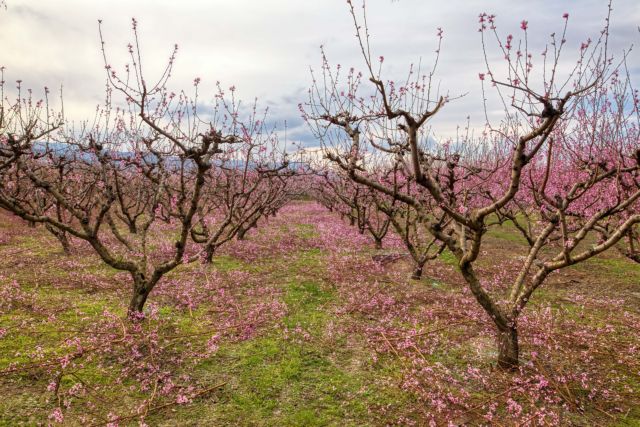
[614,407,640,426]
[2,209,639,426]
[211,255,247,272]
[578,256,640,285]
[486,226,530,244]
[192,246,405,424]
[142,247,408,426]
[439,249,458,268]
[295,223,320,239]
[2,224,404,425]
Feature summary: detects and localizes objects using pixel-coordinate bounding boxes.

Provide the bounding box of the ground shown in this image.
[0,202,639,426]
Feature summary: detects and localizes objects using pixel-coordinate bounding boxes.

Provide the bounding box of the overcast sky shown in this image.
[1,0,638,149]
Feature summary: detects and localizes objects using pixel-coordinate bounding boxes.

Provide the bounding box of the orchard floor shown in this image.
[1,202,639,426]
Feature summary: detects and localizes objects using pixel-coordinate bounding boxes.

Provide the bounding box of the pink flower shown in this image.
[479,73,485,81]
[562,12,569,19]
[520,20,528,30]
[48,408,64,423]
[506,398,523,416]
[176,394,191,404]
[60,355,71,369]
[506,34,513,50]
[206,334,220,354]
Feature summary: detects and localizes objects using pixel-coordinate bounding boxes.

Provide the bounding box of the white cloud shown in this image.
[1,0,638,145]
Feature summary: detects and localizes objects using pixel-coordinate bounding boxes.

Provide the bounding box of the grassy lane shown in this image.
[158,234,408,426]
[1,204,639,425]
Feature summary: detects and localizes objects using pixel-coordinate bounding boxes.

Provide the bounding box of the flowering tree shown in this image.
[325,174,367,230]
[309,165,394,249]
[233,172,294,241]
[0,21,289,316]
[376,174,448,279]
[192,156,293,260]
[303,1,640,368]
[0,70,71,247]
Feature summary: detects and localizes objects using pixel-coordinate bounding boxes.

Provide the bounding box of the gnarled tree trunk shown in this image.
[497,324,519,370]
[411,257,428,280]
[45,224,71,254]
[203,245,215,264]
[128,276,152,317]
[237,227,247,241]
[411,265,423,280]
[374,237,383,250]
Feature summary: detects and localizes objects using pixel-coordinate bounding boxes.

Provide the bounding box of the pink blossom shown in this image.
[48,408,64,423]
[176,394,191,404]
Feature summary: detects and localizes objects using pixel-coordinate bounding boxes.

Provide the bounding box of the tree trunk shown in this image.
[45,224,71,254]
[411,265,423,280]
[203,245,215,264]
[238,218,259,241]
[57,232,71,255]
[128,281,150,318]
[349,217,355,226]
[497,325,519,370]
[459,261,520,369]
[374,238,383,250]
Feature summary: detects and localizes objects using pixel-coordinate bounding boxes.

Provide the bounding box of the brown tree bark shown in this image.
[128,288,149,316]
[45,224,71,254]
[374,237,383,250]
[497,325,519,370]
[128,276,151,317]
[236,227,247,241]
[411,265,423,280]
[203,245,215,264]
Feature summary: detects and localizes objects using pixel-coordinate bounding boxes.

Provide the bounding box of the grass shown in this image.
[1,207,639,425]
[295,223,320,239]
[0,217,408,425]
[211,254,248,273]
[578,256,640,285]
[142,245,408,426]
[439,249,458,267]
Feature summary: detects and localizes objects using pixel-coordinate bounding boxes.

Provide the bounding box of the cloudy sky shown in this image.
[1,0,638,149]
